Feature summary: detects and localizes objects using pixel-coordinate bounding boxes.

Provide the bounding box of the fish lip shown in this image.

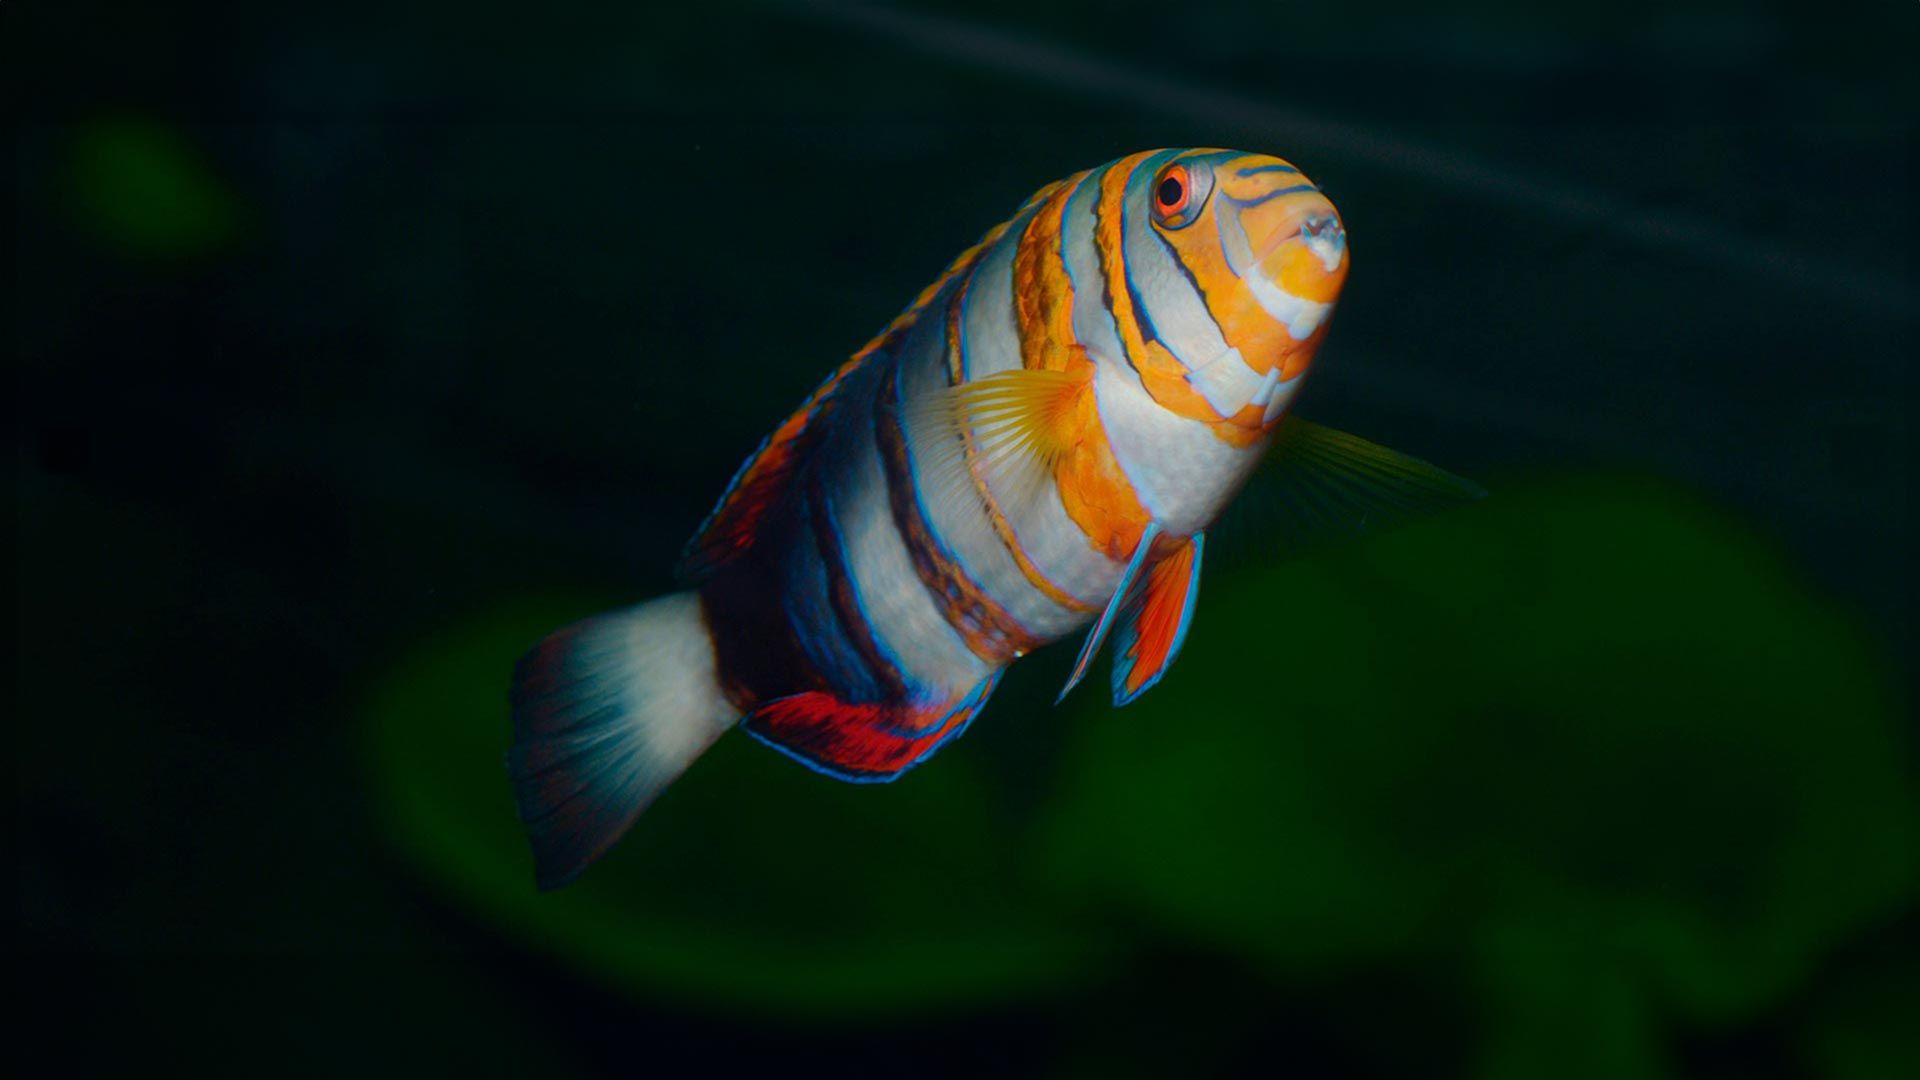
[1251,224,1302,264]
[1252,214,1346,266]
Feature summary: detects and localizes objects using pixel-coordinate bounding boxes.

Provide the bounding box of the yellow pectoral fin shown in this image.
[933,365,1090,511]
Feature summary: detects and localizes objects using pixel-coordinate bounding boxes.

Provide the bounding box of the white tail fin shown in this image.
[506,591,737,889]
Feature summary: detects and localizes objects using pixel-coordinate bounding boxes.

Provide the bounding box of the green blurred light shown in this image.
[362,474,1909,1065]
[1039,474,1908,1071]
[361,594,1114,1017]
[66,118,242,259]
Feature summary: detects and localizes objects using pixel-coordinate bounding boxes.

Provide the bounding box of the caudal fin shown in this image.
[506,591,737,890]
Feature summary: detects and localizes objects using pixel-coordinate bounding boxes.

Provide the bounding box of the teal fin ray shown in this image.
[1110,531,1204,707]
[1057,521,1162,704]
[1217,418,1486,563]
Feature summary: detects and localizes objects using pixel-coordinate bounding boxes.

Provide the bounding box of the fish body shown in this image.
[510,149,1476,888]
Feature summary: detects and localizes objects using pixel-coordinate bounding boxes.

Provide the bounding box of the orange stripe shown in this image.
[1154,175,1276,397]
[1095,156,1211,414]
[1053,372,1156,559]
[1004,173,1154,559]
[1012,176,1085,374]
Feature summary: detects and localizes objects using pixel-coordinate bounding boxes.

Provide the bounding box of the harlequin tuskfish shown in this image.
[509,148,1481,888]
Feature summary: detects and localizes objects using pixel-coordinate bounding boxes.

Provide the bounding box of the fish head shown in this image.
[1138,149,1349,390]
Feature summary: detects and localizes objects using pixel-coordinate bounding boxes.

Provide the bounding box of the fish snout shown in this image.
[1252,201,1348,312]
[1300,212,1346,274]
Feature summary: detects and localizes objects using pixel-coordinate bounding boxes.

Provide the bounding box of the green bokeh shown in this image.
[15,0,1912,1072]
[363,594,1115,1017]
[365,474,1909,1072]
[1036,476,1904,1068]
[1041,474,1909,1074]
[64,118,242,259]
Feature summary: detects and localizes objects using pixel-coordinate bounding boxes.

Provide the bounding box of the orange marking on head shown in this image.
[1010,176,1088,374]
[1095,160,1219,404]
[1275,240,1344,302]
[1051,358,1156,559]
[1149,195,1281,375]
[1093,152,1283,447]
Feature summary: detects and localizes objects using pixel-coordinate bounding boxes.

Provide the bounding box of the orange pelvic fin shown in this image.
[1110,531,1204,705]
[1057,521,1160,703]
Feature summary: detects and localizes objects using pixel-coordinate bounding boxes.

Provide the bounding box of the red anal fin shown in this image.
[1110,531,1204,706]
[741,675,1001,783]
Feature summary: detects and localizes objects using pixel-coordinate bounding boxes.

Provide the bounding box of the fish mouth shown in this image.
[1253,211,1346,270]
[1300,213,1347,272]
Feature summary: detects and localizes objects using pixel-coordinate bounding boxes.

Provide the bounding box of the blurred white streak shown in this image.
[792,1,1908,321]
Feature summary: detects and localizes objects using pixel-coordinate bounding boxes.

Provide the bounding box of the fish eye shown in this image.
[1157,172,1185,210]
[1149,160,1212,229]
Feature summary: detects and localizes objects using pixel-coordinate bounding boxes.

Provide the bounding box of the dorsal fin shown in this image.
[677,183,1070,581]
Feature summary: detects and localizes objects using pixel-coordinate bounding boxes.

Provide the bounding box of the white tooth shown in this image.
[1306,231,1345,273]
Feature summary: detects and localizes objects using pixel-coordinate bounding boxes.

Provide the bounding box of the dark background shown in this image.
[10,1,1914,1076]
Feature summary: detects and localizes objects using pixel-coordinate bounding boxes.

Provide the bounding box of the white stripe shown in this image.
[1093,360,1270,536]
[1216,194,1333,340]
[897,260,1091,640]
[1186,346,1267,416]
[1246,271,1333,341]
[1062,175,1128,367]
[1122,220,1231,371]
[1262,371,1305,423]
[824,362,991,698]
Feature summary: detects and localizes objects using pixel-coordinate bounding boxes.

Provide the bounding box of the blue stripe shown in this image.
[1216,196,1257,279]
[814,466,916,698]
[782,488,883,701]
[1062,165,1129,365]
[1235,163,1299,177]
[955,261,976,380]
[1117,150,1183,353]
[909,670,1002,765]
[890,352,1036,646]
[1135,206,1231,369]
[1227,182,1319,209]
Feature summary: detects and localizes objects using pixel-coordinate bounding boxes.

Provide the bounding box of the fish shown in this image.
[507,148,1483,888]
